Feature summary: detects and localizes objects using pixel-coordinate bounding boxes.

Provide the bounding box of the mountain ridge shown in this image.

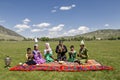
[60,29,120,40]
[0,25,24,40]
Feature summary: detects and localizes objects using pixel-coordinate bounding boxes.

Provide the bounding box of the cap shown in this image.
[34,44,38,47]
[80,40,85,45]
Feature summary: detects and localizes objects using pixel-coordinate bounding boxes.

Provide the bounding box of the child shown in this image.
[76,40,88,64]
[68,45,77,62]
[24,48,36,65]
[44,43,54,63]
[33,44,46,64]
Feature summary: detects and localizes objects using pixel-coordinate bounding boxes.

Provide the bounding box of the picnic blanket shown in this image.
[9,60,113,72]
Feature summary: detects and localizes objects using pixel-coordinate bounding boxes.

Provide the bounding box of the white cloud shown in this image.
[51,10,57,13]
[49,24,64,32]
[68,29,76,33]
[23,18,31,24]
[33,22,50,28]
[62,26,89,36]
[78,26,89,33]
[63,29,79,36]
[71,4,76,7]
[60,6,72,10]
[14,24,30,32]
[31,29,41,32]
[31,28,47,32]
[51,4,75,12]
[60,4,76,11]
[104,24,109,27]
[47,25,89,38]
[47,31,64,38]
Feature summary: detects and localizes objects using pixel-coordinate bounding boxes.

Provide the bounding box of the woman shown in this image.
[33,44,46,64]
[44,43,54,63]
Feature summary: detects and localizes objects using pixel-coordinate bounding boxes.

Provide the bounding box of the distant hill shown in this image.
[78,29,120,39]
[60,29,120,40]
[0,25,24,41]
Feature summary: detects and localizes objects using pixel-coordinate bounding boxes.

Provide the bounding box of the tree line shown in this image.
[23,36,120,41]
[0,36,120,41]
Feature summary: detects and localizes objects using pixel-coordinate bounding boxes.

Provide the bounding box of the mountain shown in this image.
[75,29,120,39]
[60,29,120,40]
[0,25,24,40]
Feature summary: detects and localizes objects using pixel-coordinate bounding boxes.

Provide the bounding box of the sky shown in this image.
[0,0,120,38]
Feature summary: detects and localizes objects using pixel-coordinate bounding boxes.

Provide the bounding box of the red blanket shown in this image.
[9,60,113,72]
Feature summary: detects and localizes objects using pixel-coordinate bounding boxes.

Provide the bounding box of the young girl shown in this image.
[24,48,36,65]
[33,44,46,64]
[68,45,77,62]
[44,43,54,63]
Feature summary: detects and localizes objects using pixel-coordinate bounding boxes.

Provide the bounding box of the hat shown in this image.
[80,40,85,45]
[34,44,38,47]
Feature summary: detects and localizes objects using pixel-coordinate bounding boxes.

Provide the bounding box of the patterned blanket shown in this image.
[9,60,113,72]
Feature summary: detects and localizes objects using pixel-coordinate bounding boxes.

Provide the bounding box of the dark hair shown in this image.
[59,40,63,43]
[70,45,74,48]
[27,48,31,51]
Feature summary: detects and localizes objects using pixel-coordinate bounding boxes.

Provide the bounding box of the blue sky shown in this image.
[0,0,120,38]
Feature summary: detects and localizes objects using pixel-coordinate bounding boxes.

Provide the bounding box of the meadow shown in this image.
[0,40,120,80]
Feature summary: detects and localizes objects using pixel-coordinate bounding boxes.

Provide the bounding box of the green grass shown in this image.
[0,40,120,80]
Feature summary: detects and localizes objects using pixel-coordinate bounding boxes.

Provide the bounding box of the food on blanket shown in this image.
[36,64,39,65]
[19,62,23,65]
[59,61,64,64]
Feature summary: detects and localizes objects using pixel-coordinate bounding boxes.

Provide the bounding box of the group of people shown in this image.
[23,40,88,66]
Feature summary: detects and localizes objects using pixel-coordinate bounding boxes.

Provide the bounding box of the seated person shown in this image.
[33,44,46,64]
[75,40,88,64]
[68,45,77,62]
[55,40,68,61]
[24,48,36,65]
[44,43,54,63]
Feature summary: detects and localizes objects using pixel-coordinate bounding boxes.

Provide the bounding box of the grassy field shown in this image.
[0,40,120,80]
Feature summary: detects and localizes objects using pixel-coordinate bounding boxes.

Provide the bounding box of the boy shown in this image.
[68,45,77,62]
[24,48,36,65]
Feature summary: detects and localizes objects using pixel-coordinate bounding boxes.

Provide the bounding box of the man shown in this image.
[55,40,67,61]
[76,40,88,64]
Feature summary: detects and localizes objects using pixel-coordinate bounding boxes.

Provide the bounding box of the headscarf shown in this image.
[44,43,52,55]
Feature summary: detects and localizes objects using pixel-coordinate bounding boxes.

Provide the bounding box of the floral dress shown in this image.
[33,50,46,64]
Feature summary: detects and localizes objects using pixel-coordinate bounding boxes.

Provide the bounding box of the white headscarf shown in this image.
[44,43,52,55]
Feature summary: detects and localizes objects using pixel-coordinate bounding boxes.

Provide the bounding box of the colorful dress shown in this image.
[33,50,46,64]
[68,50,77,62]
[44,49,54,63]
